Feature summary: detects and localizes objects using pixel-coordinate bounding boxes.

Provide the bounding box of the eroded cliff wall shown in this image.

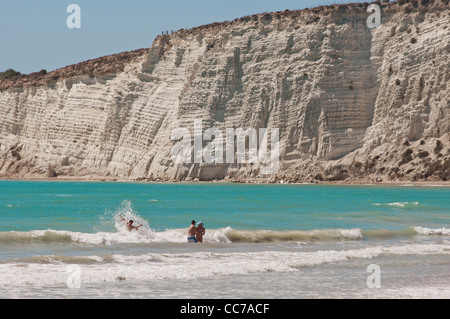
[0,0,449,182]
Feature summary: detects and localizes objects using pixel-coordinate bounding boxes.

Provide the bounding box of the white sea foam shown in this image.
[414,226,450,236]
[372,202,420,208]
[0,243,448,288]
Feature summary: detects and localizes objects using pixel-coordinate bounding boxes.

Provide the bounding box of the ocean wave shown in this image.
[414,227,450,236]
[0,254,106,265]
[1,243,448,287]
[225,228,363,243]
[362,228,418,240]
[0,228,364,245]
[371,202,420,208]
[0,230,73,244]
[0,226,448,246]
[0,229,184,245]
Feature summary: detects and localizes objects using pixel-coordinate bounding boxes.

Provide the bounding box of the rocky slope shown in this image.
[0,0,449,183]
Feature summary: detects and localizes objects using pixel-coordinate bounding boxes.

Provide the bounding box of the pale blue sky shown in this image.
[0,0,368,74]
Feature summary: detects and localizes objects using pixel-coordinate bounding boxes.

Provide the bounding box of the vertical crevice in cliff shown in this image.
[101,91,138,162]
[141,35,171,74]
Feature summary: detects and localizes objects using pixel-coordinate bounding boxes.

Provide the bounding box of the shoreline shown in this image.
[1,176,449,187]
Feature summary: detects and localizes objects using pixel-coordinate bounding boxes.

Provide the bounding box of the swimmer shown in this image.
[119,214,143,232]
[187,220,197,243]
[196,221,205,243]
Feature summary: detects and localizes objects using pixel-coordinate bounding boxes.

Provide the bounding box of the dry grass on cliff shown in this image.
[174,0,448,36]
[0,48,148,91]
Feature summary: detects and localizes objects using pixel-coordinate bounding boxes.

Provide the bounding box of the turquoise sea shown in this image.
[0,181,449,299]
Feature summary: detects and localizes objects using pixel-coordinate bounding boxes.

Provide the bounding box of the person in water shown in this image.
[187,220,197,243]
[196,221,205,243]
[119,214,143,232]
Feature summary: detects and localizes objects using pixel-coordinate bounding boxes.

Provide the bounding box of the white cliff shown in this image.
[0,0,449,183]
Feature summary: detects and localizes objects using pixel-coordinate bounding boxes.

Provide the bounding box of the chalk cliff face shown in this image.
[0,0,449,182]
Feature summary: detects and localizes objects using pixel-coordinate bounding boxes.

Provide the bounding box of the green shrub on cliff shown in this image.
[0,69,21,79]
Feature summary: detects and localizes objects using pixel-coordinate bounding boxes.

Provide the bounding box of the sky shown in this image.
[0,0,370,74]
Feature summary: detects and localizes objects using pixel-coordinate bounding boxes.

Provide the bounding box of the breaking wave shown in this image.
[0,226,448,245]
